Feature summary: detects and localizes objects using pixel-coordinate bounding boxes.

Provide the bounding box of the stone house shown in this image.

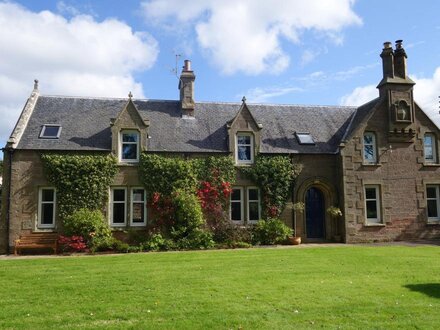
[1,40,440,253]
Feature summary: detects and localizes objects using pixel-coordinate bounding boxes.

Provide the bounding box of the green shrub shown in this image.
[63,209,111,243]
[89,236,129,253]
[252,218,292,245]
[211,220,253,245]
[174,229,214,250]
[142,233,174,251]
[172,189,204,236]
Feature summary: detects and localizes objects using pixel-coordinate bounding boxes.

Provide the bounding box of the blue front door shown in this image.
[306,187,325,239]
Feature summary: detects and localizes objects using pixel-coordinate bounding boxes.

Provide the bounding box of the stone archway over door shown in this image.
[305,187,325,239]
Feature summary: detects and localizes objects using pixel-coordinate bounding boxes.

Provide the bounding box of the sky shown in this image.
[1,0,440,157]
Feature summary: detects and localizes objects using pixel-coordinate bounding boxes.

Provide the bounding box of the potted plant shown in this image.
[290,202,305,245]
[326,206,343,242]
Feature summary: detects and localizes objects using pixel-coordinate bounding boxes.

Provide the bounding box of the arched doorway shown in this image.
[305,187,325,239]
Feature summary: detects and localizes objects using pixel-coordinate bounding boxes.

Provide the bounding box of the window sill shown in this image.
[427,221,440,226]
[364,222,385,227]
[118,162,139,167]
[362,163,381,167]
[423,163,440,167]
[34,228,57,232]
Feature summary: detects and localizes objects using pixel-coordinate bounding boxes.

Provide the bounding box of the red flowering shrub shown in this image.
[58,235,87,252]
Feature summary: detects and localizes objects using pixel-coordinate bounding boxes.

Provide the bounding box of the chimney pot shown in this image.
[383,41,392,49]
[395,39,403,49]
[183,59,191,71]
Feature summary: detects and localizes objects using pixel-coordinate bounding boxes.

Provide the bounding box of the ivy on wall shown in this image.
[41,154,118,218]
[241,155,302,218]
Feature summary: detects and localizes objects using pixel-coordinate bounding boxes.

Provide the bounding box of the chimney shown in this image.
[179,59,196,117]
[394,39,407,78]
[380,41,394,79]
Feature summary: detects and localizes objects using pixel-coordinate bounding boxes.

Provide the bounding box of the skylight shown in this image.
[39,125,62,139]
[295,132,315,145]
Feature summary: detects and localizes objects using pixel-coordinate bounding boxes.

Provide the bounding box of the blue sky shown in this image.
[1,0,440,154]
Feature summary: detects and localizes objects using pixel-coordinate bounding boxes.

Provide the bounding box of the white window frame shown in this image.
[364,185,381,224]
[38,187,56,229]
[426,185,440,222]
[363,132,377,164]
[230,187,244,224]
[110,187,127,227]
[424,133,437,164]
[130,187,147,227]
[39,125,62,139]
[236,133,254,165]
[247,187,261,224]
[119,130,140,163]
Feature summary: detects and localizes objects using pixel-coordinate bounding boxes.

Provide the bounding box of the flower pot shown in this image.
[289,236,301,245]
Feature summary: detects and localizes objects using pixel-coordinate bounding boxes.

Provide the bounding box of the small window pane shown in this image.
[132,189,144,202]
[231,189,241,200]
[42,189,54,202]
[237,136,250,144]
[238,146,251,161]
[366,201,377,219]
[365,188,376,200]
[123,133,138,142]
[132,203,145,223]
[122,144,137,160]
[427,187,437,199]
[249,202,260,221]
[364,134,373,144]
[114,189,125,202]
[41,204,54,225]
[424,135,433,146]
[40,125,61,138]
[231,203,242,221]
[113,204,125,224]
[248,188,258,200]
[427,200,438,218]
[364,145,374,161]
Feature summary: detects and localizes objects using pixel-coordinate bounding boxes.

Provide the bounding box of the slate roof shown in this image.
[17,95,358,154]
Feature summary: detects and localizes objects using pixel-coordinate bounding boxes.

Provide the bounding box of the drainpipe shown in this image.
[5,147,13,254]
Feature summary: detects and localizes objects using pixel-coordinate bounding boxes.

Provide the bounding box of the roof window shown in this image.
[39,125,62,139]
[295,132,315,145]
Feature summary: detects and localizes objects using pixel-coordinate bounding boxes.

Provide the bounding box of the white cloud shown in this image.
[0,2,159,148]
[243,86,303,103]
[141,0,361,75]
[339,68,440,126]
[339,85,377,106]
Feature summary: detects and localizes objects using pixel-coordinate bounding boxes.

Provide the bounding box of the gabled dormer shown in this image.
[110,93,150,164]
[377,40,416,142]
[227,97,262,165]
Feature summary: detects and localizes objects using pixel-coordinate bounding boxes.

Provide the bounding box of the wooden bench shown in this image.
[14,233,59,255]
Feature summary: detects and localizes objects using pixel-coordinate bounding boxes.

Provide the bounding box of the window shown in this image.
[247,187,261,223]
[110,188,127,226]
[38,188,56,228]
[230,187,244,223]
[424,133,437,163]
[365,185,381,224]
[426,185,440,221]
[39,125,61,139]
[363,132,377,164]
[120,130,139,162]
[130,188,147,226]
[236,133,254,164]
[295,132,315,145]
[230,186,261,224]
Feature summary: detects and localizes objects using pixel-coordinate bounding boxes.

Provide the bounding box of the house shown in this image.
[1,40,440,253]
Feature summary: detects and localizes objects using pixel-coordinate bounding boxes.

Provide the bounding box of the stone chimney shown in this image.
[393,39,407,78]
[380,41,394,79]
[178,59,196,117]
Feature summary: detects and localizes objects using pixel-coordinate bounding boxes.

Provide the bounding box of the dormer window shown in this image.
[120,130,139,162]
[39,125,61,139]
[295,132,315,145]
[236,133,254,164]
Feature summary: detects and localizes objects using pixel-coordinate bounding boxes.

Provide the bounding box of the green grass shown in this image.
[1,246,440,329]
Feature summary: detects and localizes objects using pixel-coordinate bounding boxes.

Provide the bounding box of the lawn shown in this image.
[1,246,440,329]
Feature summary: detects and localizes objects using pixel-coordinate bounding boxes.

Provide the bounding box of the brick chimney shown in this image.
[178,60,195,117]
[380,41,394,79]
[393,40,407,78]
